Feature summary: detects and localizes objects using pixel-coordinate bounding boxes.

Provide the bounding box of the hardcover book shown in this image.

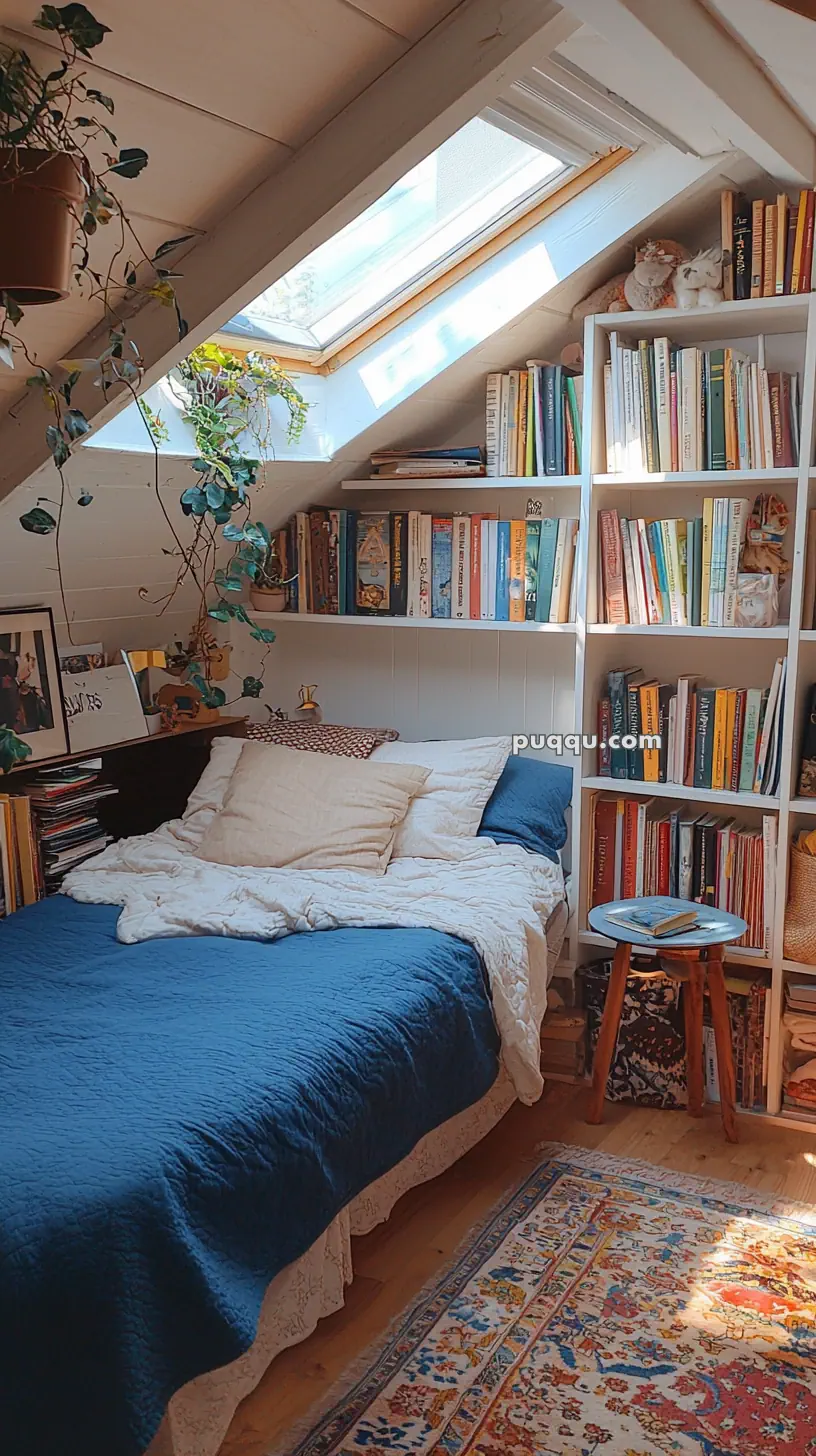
[356,512,391,615]
[431,516,453,618]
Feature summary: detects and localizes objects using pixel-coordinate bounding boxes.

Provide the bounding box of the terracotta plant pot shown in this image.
[250,586,287,613]
[0,148,86,304]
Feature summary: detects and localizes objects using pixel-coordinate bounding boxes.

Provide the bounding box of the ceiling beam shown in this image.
[558,0,816,186]
[0,0,572,502]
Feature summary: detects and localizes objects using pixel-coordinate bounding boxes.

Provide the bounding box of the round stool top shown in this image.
[588,896,748,950]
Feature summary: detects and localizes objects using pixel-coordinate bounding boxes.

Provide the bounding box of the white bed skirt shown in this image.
[147,1070,516,1456]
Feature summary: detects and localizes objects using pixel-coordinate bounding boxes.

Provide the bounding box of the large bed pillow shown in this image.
[478,755,572,864]
[371,736,510,858]
[197,741,428,874]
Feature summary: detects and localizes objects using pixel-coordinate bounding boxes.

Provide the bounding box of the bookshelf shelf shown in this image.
[789,798,816,815]
[799,631,816,642]
[782,958,816,976]
[592,467,802,488]
[581,776,780,809]
[340,476,582,491]
[586,623,789,639]
[257,612,577,634]
[596,292,810,341]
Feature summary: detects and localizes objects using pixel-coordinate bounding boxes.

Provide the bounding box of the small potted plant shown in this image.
[245,532,293,613]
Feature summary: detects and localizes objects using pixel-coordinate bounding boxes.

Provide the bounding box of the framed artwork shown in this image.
[0,607,70,764]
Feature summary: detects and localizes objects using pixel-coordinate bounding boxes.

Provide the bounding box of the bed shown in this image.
[0,739,570,1456]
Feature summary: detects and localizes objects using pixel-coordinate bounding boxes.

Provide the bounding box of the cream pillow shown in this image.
[197,741,428,874]
[371,736,511,858]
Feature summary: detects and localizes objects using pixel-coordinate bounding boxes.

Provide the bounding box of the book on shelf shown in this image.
[485,362,582,477]
[596,660,786,797]
[277,506,578,623]
[588,790,776,951]
[721,186,816,302]
[367,446,485,478]
[603,338,798,474]
[596,500,765,627]
[0,759,116,916]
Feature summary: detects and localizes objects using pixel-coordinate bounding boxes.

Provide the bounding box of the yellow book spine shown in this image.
[712,688,728,791]
[724,688,737,792]
[700,498,714,627]
[525,367,536,475]
[509,519,526,622]
[641,683,660,782]
[775,193,788,295]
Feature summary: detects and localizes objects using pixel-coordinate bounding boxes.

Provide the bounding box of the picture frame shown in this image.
[0,606,70,764]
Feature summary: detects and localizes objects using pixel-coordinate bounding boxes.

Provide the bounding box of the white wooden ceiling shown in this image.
[0,0,460,409]
[706,0,816,131]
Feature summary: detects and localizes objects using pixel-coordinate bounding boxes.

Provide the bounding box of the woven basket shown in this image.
[784,844,816,964]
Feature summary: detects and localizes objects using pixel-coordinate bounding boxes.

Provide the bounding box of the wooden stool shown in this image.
[585,898,749,1144]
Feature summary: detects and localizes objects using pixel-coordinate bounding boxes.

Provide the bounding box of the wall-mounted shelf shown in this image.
[340,476,581,491]
[586,624,789,639]
[256,612,576,634]
[581,775,779,810]
[592,467,805,488]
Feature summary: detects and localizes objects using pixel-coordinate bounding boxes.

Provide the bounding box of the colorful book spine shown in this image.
[431,516,453,618]
[495,520,511,621]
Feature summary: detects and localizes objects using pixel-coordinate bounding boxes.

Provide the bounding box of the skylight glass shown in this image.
[226,117,566,354]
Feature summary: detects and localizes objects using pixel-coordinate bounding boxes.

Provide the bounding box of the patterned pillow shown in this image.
[245,721,397,758]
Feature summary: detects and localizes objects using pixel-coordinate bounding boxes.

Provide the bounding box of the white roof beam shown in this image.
[0,0,573,502]
[558,0,816,185]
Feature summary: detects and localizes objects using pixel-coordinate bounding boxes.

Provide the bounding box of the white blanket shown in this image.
[63,818,564,1104]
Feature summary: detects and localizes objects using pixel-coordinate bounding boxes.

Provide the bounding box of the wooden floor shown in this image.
[218,1087,816,1455]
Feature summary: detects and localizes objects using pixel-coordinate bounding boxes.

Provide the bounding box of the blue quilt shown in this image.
[0,896,500,1456]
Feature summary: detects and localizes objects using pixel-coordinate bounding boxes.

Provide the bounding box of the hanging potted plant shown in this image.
[243,530,293,613]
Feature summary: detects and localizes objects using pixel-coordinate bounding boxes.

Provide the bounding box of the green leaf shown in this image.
[222,522,245,541]
[243,522,270,550]
[63,408,90,440]
[86,87,115,113]
[205,482,225,510]
[180,486,208,517]
[0,728,32,774]
[20,506,57,535]
[249,627,276,644]
[45,424,70,467]
[35,4,111,54]
[200,684,226,710]
[2,293,22,326]
[241,676,263,699]
[77,491,93,506]
[152,234,195,261]
[207,603,231,623]
[212,505,232,525]
[109,147,149,179]
[0,339,14,370]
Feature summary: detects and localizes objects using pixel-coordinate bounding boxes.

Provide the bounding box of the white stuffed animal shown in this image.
[673,247,724,310]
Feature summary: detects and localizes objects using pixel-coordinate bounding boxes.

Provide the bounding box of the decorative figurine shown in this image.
[296,685,322,723]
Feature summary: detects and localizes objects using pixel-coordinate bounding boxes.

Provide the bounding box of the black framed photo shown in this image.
[0,607,70,764]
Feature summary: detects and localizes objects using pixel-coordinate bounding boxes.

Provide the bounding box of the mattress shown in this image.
[1,897,504,1456]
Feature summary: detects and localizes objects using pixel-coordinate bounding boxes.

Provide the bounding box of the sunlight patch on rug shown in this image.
[278,1144,816,1455]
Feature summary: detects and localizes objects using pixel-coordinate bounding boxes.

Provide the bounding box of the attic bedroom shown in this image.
[4,2,816,1455]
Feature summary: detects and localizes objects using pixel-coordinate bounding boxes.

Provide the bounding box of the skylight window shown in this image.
[225,117,568,357]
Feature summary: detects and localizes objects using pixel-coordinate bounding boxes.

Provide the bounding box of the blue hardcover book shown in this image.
[605,899,699,938]
[431,516,453,618]
[345,510,357,614]
[495,520,511,620]
[647,520,670,622]
[534,518,559,622]
[543,366,558,475]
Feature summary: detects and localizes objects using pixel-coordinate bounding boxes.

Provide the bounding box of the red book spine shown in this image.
[657,819,671,896]
[730,690,746,792]
[591,797,619,908]
[599,509,627,624]
[622,799,638,900]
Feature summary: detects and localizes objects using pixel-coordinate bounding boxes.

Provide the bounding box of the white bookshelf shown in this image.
[571,292,816,1126]
[256,613,576,634]
[340,476,580,491]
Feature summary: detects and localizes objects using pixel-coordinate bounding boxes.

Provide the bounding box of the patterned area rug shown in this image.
[280,1143,816,1455]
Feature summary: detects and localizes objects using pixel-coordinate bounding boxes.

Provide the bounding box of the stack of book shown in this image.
[367,446,484,479]
[786,980,816,1015]
[588,792,776,951]
[597,661,787,796]
[485,363,583,477]
[603,335,799,473]
[278,507,579,623]
[17,760,116,903]
[704,971,770,1110]
[597,500,767,627]
[721,188,816,301]
[539,1008,587,1084]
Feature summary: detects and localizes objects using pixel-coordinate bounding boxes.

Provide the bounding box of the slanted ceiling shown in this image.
[0,0,462,414]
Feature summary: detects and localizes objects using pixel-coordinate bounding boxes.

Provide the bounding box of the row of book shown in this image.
[721,188,816,301]
[588,791,777,951]
[367,446,485,479]
[597,661,787,797]
[0,760,115,915]
[485,363,583,477]
[598,500,759,628]
[277,508,579,623]
[603,337,798,474]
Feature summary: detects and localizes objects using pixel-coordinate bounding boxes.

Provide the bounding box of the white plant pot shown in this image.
[250,586,287,613]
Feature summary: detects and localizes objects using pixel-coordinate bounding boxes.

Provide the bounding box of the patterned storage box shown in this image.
[579,958,687,1108]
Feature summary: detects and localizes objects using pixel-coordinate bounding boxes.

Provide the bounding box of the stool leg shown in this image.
[683,961,705,1118]
[587,940,630,1125]
[707,946,738,1144]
